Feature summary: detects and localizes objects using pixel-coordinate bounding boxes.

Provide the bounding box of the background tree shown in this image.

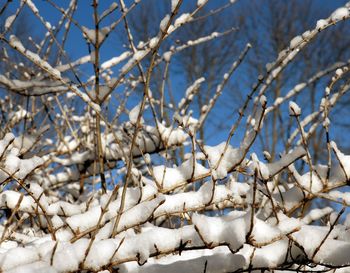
[126,0,350,162]
[126,0,242,143]
[238,0,350,162]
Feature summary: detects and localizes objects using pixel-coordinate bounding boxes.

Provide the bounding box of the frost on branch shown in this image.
[0,1,349,273]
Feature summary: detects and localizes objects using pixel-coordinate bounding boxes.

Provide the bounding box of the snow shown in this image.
[100,2,118,20]
[121,247,245,273]
[17,156,43,179]
[251,218,281,244]
[129,103,144,124]
[259,94,267,106]
[156,122,188,147]
[163,51,172,61]
[66,206,101,232]
[204,142,242,180]
[336,68,344,77]
[171,0,180,12]
[144,153,151,164]
[155,181,223,217]
[174,13,191,27]
[97,196,165,238]
[299,171,324,193]
[160,15,170,32]
[250,240,289,268]
[192,212,249,251]
[5,261,57,273]
[302,30,311,39]
[185,77,205,97]
[250,153,270,180]
[85,240,117,270]
[153,158,208,189]
[56,55,91,72]
[329,190,350,205]
[89,51,95,63]
[290,35,303,49]
[238,242,284,268]
[294,82,307,92]
[153,165,183,188]
[26,0,39,14]
[13,131,46,154]
[331,7,349,21]
[316,19,328,29]
[276,213,301,234]
[314,239,350,265]
[45,22,52,29]
[0,133,15,156]
[302,207,333,224]
[0,149,43,181]
[149,37,160,48]
[197,0,207,6]
[51,215,64,229]
[290,225,350,264]
[81,26,110,44]
[120,58,135,74]
[101,52,132,70]
[133,50,147,61]
[114,225,201,264]
[51,241,87,272]
[9,36,61,79]
[4,15,16,31]
[0,247,40,271]
[289,101,301,116]
[331,141,350,179]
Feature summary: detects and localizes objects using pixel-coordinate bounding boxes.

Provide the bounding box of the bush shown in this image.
[0,1,350,272]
